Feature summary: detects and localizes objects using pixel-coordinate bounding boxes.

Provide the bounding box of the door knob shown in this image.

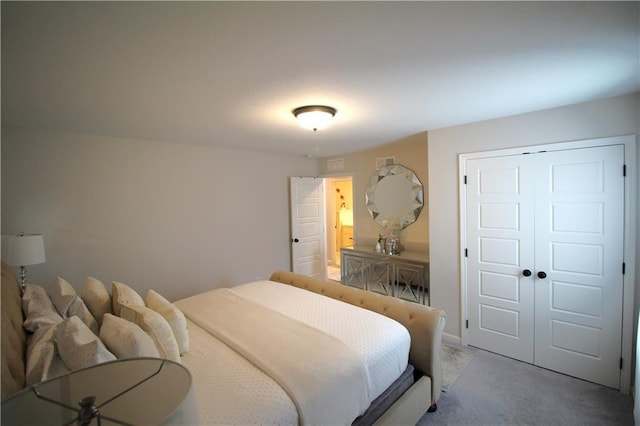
[522,269,532,277]
[537,271,547,279]
[292,238,299,243]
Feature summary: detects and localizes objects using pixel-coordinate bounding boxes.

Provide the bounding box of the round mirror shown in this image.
[365,164,424,230]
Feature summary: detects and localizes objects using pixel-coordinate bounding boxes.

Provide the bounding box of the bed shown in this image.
[1,263,445,425]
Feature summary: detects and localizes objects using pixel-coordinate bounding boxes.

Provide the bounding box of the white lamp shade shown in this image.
[7,234,46,267]
[1,358,197,425]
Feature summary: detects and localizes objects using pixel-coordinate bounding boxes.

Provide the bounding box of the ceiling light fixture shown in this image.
[292,105,337,132]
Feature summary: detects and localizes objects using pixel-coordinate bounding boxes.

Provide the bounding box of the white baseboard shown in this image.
[442,332,462,345]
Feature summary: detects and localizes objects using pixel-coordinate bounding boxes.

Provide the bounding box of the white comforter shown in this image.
[175,280,411,425]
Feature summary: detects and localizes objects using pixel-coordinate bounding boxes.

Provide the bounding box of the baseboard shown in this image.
[442,332,461,345]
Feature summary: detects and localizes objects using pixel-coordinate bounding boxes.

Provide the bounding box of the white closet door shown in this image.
[466,154,536,362]
[465,144,624,389]
[533,145,624,389]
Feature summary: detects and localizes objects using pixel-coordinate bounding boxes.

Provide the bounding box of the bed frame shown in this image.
[1,262,27,400]
[1,264,445,424]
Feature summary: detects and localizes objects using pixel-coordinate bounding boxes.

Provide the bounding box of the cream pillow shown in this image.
[25,323,70,386]
[146,290,189,355]
[111,281,144,316]
[22,284,63,332]
[81,277,112,327]
[119,304,181,363]
[50,277,76,316]
[55,316,116,371]
[66,297,100,335]
[100,314,160,359]
[51,277,99,335]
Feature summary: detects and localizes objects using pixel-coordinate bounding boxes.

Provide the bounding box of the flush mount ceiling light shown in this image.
[292,105,337,132]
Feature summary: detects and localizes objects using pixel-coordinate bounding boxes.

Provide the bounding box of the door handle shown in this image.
[537,271,547,279]
[522,269,532,277]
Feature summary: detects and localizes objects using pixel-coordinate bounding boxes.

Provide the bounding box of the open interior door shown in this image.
[289,177,326,279]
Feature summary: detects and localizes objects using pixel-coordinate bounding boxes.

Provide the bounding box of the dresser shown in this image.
[340,245,430,305]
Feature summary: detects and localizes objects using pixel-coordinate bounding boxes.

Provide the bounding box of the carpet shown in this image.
[419,347,633,425]
[441,343,476,391]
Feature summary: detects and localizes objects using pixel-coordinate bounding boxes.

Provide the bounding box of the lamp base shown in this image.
[18,266,27,293]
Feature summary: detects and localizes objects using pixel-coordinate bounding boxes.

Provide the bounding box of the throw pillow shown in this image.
[81,277,112,326]
[146,290,189,355]
[50,277,76,317]
[55,316,116,371]
[22,284,63,332]
[25,322,70,386]
[119,304,181,363]
[111,281,144,316]
[51,277,99,335]
[100,313,160,359]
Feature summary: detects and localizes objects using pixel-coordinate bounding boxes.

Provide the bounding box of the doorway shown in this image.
[460,138,631,389]
[325,176,354,281]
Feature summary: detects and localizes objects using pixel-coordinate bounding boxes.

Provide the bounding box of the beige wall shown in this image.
[317,132,429,254]
[1,128,317,301]
[428,93,639,342]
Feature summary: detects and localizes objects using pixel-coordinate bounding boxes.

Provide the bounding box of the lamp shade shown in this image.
[1,358,198,425]
[7,234,46,267]
[292,105,337,131]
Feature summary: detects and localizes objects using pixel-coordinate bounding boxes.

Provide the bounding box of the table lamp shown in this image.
[6,232,46,292]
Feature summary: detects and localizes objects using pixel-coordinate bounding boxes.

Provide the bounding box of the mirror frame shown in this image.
[365,164,424,230]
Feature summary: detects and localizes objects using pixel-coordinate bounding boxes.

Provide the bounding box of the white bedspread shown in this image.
[176,280,411,425]
[230,281,411,399]
[178,288,370,425]
[180,317,298,425]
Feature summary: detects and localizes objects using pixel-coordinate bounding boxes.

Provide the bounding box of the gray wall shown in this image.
[1,128,317,301]
[428,92,639,341]
[2,93,637,336]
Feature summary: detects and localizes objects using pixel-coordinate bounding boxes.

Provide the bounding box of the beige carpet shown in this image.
[441,343,476,391]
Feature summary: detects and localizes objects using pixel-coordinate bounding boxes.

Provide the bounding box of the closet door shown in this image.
[533,146,624,389]
[466,154,536,362]
[465,144,624,389]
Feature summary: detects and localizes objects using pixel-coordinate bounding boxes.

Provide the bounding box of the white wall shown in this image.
[428,93,639,341]
[1,128,317,301]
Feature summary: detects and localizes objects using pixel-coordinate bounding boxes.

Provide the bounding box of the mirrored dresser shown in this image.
[341,245,429,305]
